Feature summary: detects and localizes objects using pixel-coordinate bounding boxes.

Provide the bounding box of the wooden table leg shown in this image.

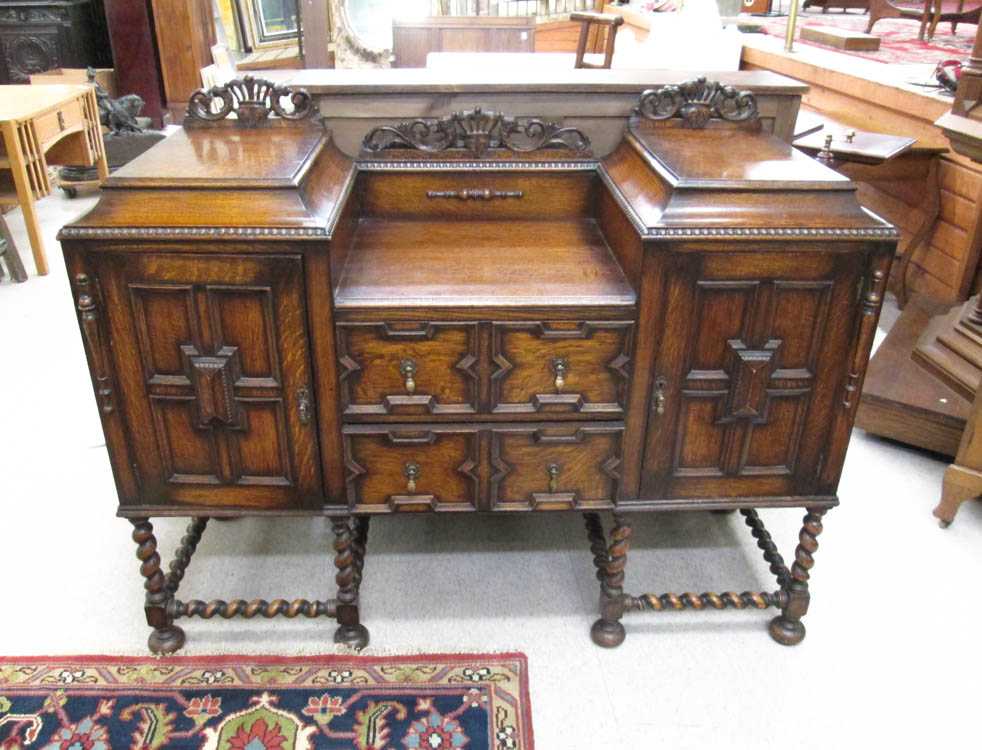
[1,121,47,276]
[935,383,982,526]
[0,212,28,283]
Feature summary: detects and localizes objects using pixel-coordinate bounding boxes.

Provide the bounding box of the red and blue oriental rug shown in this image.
[0,654,532,750]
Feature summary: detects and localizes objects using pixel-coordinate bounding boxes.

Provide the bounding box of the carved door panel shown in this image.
[96,252,321,509]
[641,250,863,500]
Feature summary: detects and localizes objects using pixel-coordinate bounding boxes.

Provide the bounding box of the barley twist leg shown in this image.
[769,508,827,646]
[590,512,632,648]
[332,516,369,649]
[130,518,185,655]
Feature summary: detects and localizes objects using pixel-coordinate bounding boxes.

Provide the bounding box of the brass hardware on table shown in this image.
[297,386,312,425]
[547,463,561,493]
[845,130,856,144]
[426,189,524,201]
[404,461,420,494]
[57,111,65,130]
[816,134,835,165]
[653,376,667,416]
[400,358,417,394]
[551,357,569,392]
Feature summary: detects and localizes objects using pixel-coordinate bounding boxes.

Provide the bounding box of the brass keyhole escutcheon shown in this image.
[547,463,560,493]
[297,386,312,425]
[551,357,569,392]
[400,359,417,394]
[404,461,420,494]
[653,376,668,416]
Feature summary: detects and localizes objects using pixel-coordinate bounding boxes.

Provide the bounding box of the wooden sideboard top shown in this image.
[108,121,328,189]
[633,127,850,190]
[287,68,809,96]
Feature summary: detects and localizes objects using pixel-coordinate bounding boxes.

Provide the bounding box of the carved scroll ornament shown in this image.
[635,77,758,129]
[362,108,592,158]
[185,76,316,127]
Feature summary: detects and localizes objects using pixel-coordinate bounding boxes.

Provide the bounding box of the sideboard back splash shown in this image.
[60,84,896,517]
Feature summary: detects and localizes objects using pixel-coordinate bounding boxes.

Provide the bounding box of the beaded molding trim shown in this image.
[356,159,598,172]
[59,226,328,240]
[644,226,900,239]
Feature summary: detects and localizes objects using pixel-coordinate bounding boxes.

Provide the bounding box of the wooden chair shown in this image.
[866,0,981,40]
[572,12,624,69]
[0,211,27,283]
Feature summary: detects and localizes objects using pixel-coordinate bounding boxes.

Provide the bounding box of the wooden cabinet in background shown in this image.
[392,16,535,68]
[0,0,111,83]
[149,0,214,112]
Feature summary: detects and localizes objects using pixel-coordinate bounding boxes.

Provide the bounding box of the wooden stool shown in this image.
[0,211,27,283]
[572,12,624,69]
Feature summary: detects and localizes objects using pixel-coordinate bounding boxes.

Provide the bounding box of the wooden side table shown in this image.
[0,84,107,275]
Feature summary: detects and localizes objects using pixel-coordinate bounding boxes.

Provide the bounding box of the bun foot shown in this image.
[768,615,806,646]
[334,623,370,650]
[591,618,626,648]
[148,625,185,655]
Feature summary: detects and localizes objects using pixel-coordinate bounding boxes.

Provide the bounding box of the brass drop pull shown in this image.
[551,357,569,392]
[400,359,417,394]
[404,461,420,494]
[297,386,312,425]
[653,377,667,416]
[547,463,560,493]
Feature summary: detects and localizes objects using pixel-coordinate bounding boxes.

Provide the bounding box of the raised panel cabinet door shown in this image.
[491,321,634,417]
[95,252,321,509]
[641,249,865,500]
[336,322,479,418]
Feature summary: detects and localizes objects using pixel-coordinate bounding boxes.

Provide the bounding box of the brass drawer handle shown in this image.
[297,386,312,425]
[400,358,417,394]
[547,463,560,493]
[426,189,523,200]
[404,461,420,494]
[57,111,66,130]
[653,376,667,416]
[551,357,569,392]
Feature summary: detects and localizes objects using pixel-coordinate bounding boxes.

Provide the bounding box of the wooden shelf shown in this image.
[333,219,637,309]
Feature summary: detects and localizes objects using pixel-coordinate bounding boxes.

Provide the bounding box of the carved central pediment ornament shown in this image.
[635,76,758,129]
[185,76,317,127]
[362,108,593,158]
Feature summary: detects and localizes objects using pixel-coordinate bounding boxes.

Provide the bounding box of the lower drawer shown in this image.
[343,422,623,512]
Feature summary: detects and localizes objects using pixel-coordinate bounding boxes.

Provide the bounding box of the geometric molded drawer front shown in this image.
[489,423,622,510]
[343,425,480,512]
[491,321,633,417]
[337,322,478,417]
[34,99,84,146]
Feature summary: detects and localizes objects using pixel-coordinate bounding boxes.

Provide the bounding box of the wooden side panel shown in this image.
[641,248,864,500]
[96,252,321,509]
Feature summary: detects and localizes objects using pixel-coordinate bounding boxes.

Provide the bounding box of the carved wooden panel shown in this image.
[641,251,864,500]
[96,253,320,509]
[490,423,622,510]
[343,425,480,512]
[491,321,633,417]
[337,322,479,418]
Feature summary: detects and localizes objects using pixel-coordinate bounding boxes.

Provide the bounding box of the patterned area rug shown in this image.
[759,9,977,64]
[0,654,532,750]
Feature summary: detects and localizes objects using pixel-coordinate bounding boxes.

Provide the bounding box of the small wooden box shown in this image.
[801,25,881,51]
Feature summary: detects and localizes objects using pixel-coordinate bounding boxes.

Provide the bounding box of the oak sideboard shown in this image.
[59,74,897,654]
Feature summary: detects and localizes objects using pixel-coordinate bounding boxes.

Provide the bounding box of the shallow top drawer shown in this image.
[357,171,596,221]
